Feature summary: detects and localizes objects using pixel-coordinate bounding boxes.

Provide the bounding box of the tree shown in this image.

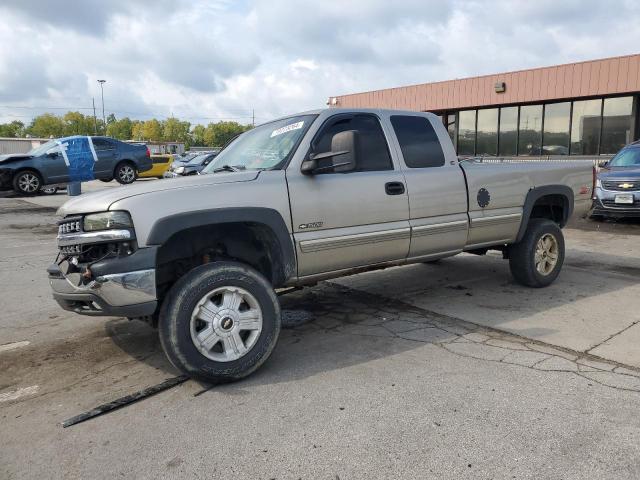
[191,124,206,146]
[162,117,190,143]
[141,119,163,141]
[203,121,251,147]
[0,120,25,138]
[131,121,144,140]
[62,111,95,136]
[106,117,133,140]
[27,113,65,138]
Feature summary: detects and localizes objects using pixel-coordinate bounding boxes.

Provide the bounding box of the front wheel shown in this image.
[158,262,281,383]
[508,219,565,288]
[114,162,137,184]
[13,170,42,196]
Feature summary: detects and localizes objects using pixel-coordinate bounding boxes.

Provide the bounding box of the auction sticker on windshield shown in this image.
[270,121,304,138]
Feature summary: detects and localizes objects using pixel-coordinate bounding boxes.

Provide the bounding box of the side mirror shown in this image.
[301,130,358,174]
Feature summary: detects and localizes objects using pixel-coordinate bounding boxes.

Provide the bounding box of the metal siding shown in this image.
[334,54,640,111]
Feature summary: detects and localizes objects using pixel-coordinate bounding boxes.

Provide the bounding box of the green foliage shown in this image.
[191,124,206,146]
[163,117,191,143]
[0,112,252,145]
[27,113,66,138]
[106,117,133,140]
[141,119,163,141]
[203,121,252,147]
[0,120,25,138]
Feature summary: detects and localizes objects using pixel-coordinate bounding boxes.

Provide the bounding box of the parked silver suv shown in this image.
[49,109,593,382]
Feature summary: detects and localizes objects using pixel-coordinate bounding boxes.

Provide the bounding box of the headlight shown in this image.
[175,166,185,174]
[83,211,133,231]
[596,178,602,188]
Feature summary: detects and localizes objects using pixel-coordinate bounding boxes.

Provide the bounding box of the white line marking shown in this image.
[0,385,39,403]
[0,341,30,353]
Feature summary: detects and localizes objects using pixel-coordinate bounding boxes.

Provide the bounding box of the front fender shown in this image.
[147,207,296,284]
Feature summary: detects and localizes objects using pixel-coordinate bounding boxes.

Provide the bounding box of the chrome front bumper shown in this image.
[48,264,157,317]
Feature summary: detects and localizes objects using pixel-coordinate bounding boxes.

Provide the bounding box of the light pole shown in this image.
[97,79,106,134]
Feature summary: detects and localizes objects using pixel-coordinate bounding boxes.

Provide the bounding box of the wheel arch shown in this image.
[515,185,574,242]
[149,208,296,294]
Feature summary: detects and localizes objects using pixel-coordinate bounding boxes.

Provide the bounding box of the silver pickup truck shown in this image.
[48,109,593,382]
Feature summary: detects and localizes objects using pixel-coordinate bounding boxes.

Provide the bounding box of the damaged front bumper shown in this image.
[48,263,157,317]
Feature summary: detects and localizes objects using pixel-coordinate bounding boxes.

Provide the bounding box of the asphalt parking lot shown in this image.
[1,185,640,479]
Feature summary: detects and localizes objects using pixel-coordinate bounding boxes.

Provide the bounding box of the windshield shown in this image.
[187,154,213,166]
[202,114,316,173]
[608,147,640,167]
[27,140,58,156]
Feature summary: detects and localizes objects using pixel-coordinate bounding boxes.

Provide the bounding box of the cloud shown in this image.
[0,0,640,125]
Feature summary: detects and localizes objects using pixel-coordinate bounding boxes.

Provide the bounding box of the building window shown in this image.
[446,114,456,144]
[476,108,498,156]
[601,96,634,154]
[518,105,543,155]
[570,99,601,155]
[499,106,518,156]
[458,110,476,155]
[542,102,570,155]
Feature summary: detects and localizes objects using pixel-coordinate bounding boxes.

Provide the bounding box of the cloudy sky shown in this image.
[1,0,639,126]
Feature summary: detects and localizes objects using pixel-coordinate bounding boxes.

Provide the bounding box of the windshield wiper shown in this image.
[212,164,245,173]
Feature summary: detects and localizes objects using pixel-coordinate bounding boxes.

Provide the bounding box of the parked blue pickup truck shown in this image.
[0,136,152,195]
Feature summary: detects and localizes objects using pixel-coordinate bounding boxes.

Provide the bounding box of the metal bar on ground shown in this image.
[61,375,189,428]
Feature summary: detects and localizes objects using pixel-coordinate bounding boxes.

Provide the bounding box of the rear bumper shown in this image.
[48,263,157,317]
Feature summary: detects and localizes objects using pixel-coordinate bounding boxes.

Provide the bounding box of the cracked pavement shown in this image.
[1,194,640,479]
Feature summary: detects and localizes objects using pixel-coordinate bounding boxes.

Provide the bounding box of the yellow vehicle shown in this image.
[138,155,173,179]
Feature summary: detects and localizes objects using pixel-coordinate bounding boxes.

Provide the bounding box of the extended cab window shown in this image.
[313,114,393,172]
[92,138,114,150]
[390,115,445,168]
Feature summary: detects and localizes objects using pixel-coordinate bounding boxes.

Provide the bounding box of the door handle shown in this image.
[385,181,405,195]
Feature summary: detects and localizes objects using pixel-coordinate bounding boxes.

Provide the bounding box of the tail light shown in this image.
[146,148,151,158]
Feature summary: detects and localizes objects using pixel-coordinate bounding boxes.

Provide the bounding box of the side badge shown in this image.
[299,222,324,230]
[477,188,490,208]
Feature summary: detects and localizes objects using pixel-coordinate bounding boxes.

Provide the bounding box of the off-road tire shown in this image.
[158,262,281,383]
[12,170,42,196]
[114,162,137,184]
[508,218,565,288]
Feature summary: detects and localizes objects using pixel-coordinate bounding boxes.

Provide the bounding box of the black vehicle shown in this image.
[0,136,152,195]
[591,142,640,218]
[164,151,218,177]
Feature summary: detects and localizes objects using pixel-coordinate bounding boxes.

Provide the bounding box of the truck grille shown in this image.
[602,180,639,191]
[58,218,82,234]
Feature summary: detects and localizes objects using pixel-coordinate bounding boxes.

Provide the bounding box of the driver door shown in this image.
[286,113,410,277]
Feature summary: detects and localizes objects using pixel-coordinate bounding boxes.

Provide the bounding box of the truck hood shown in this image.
[0,153,32,164]
[57,171,260,216]
[598,166,640,180]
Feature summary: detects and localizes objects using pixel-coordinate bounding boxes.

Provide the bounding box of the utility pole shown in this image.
[92,98,98,135]
[97,79,106,134]
[252,109,255,127]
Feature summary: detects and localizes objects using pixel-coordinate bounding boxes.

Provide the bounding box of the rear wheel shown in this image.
[158,262,281,383]
[114,162,137,184]
[508,219,564,288]
[13,170,42,196]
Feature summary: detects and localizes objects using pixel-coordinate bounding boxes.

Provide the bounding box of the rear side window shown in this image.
[92,138,114,150]
[312,114,393,172]
[390,115,445,168]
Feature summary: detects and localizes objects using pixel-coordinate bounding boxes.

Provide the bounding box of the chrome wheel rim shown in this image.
[190,286,263,362]
[534,233,559,276]
[18,173,39,192]
[119,165,135,182]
